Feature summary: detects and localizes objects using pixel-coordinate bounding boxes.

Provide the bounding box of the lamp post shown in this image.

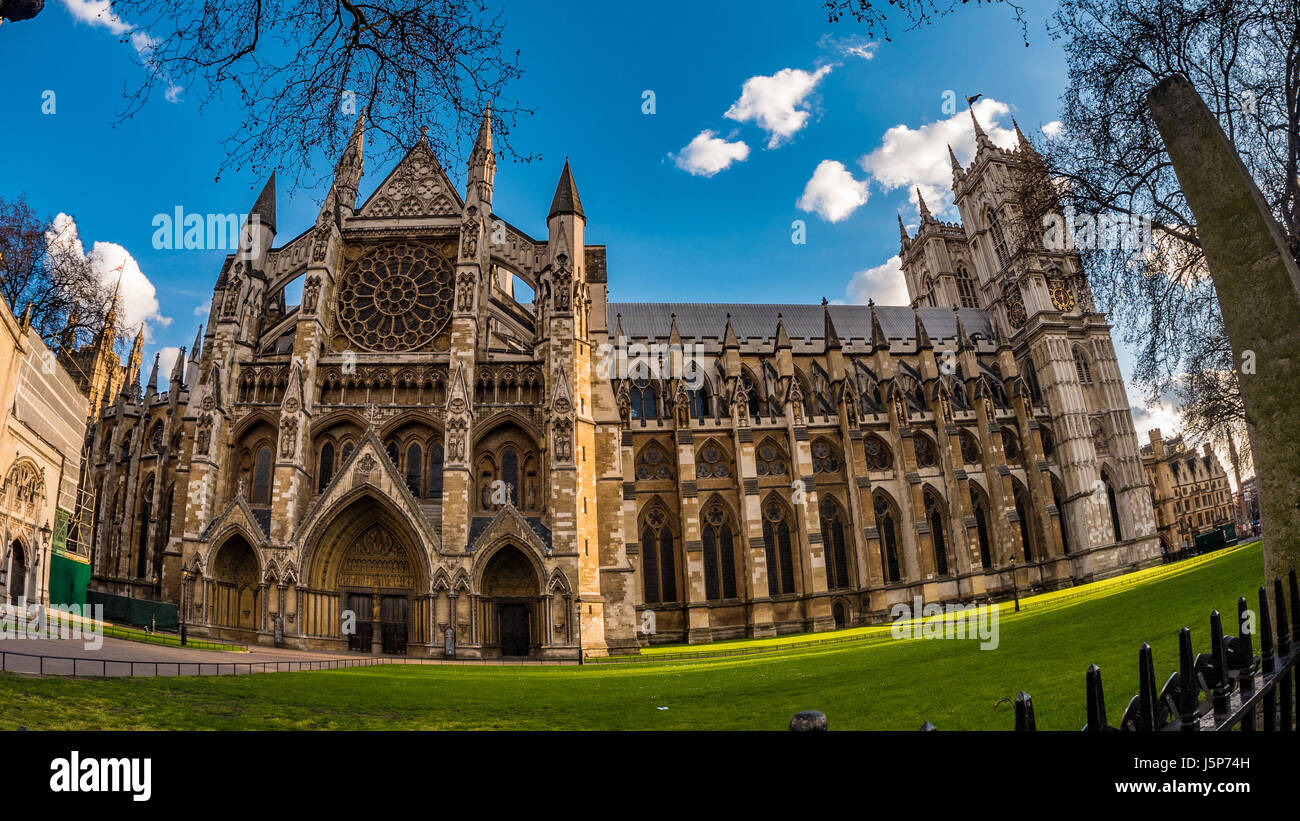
[1009,557,1020,613]
[180,569,189,647]
[40,521,51,550]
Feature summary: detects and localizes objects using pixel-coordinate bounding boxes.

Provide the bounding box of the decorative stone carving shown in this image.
[335,241,454,352]
[279,416,298,458]
[302,275,321,314]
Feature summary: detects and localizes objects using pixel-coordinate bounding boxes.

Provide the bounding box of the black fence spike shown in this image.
[1178,627,1199,730]
[1259,585,1276,674]
[1014,690,1035,731]
[1085,663,1107,731]
[1290,570,1300,636]
[1209,610,1230,715]
[1137,642,1158,731]
[1275,577,1291,655]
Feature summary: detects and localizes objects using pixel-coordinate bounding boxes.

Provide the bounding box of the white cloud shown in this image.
[724,65,833,148]
[671,130,750,177]
[1041,121,1064,139]
[859,97,1019,220]
[193,300,211,317]
[46,213,170,342]
[846,255,910,306]
[61,0,183,103]
[818,34,878,60]
[797,160,870,223]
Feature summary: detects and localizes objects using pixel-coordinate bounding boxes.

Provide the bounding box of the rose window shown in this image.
[336,242,454,352]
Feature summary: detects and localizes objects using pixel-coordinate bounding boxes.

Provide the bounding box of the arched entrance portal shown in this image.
[480,545,539,657]
[8,541,27,605]
[211,535,260,631]
[302,494,429,654]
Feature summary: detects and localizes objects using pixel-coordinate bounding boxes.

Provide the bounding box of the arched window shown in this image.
[689,383,710,421]
[635,442,673,481]
[1053,479,1070,554]
[989,208,1011,269]
[819,498,851,590]
[501,447,519,505]
[874,494,902,583]
[761,497,796,595]
[137,477,153,579]
[1013,482,1035,561]
[700,501,737,601]
[956,266,978,308]
[251,445,273,505]
[1040,425,1056,459]
[811,439,841,473]
[1106,474,1123,542]
[921,273,935,307]
[120,434,132,463]
[405,443,423,496]
[1003,428,1021,462]
[317,442,335,493]
[629,379,658,420]
[742,372,762,420]
[1073,349,1092,384]
[641,505,677,604]
[864,435,893,471]
[341,441,355,463]
[150,423,165,453]
[970,488,993,568]
[755,439,788,476]
[427,443,444,498]
[960,431,982,465]
[386,440,400,465]
[924,490,950,575]
[914,434,938,469]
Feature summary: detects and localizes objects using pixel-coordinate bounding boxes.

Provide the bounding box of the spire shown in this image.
[250,173,277,234]
[823,303,842,352]
[59,307,79,351]
[948,144,962,173]
[129,324,144,369]
[1013,118,1038,156]
[333,109,366,210]
[145,352,160,394]
[897,212,909,244]
[101,273,123,343]
[773,313,791,351]
[189,325,203,362]
[548,158,585,219]
[668,312,681,346]
[916,187,933,222]
[170,346,187,385]
[613,312,625,341]
[20,302,32,329]
[722,313,739,350]
[472,106,494,163]
[970,105,990,145]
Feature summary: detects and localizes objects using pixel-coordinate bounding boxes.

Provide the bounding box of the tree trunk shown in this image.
[1147,75,1300,582]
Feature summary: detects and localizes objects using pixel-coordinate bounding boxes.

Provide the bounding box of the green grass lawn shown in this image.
[0,543,1266,730]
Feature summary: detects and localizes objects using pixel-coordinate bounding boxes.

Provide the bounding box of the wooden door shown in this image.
[381,595,408,655]
[347,593,372,652]
[498,604,530,656]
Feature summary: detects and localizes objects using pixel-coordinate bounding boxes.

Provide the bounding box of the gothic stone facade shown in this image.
[1141,429,1236,554]
[85,108,1160,656]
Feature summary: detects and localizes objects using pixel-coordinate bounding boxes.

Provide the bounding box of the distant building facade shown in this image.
[1140,428,1236,553]
[0,298,89,608]
[83,106,1161,656]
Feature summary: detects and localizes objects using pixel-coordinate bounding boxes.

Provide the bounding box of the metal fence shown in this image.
[790,569,1300,731]
[0,650,580,677]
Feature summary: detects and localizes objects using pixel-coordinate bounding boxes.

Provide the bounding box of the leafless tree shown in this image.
[111,0,532,187]
[1042,0,1299,446]
[824,0,1027,42]
[0,195,117,350]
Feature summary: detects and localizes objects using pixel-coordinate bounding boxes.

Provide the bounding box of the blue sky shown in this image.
[0,0,1178,437]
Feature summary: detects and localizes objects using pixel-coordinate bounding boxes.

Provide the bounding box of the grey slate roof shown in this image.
[607,303,994,345]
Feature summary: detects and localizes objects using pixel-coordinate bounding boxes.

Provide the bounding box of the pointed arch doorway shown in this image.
[479,544,540,657]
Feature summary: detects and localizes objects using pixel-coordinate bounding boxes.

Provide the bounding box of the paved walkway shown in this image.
[0,635,568,677]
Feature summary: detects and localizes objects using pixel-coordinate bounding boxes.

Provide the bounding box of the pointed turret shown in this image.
[127,324,145,378]
[1012,118,1036,153]
[169,345,187,389]
[467,107,496,206]
[189,325,203,362]
[722,313,739,350]
[471,107,494,166]
[913,310,932,350]
[333,109,366,212]
[948,144,963,173]
[772,313,792,354]
[548,159,585,220]
[613,312,626,342]
[916,187,933,223]
[823,302,842,351]
[668,312,682,347]
[954,306,973,352]
[897,213,909,245]
[20,302,32,329]
[59,307,79,352]
[239,174,278,272]
[869,300,889,351]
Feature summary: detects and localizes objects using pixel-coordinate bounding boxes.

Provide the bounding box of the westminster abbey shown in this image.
[83,107,1160,657]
